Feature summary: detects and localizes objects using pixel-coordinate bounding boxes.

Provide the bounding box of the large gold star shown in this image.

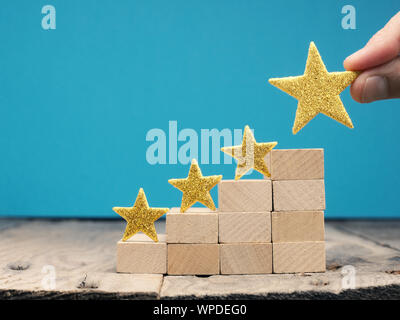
[221,125,277,180]
[168,159,222,213]
[269,41,358,134]
[113,188,168,242]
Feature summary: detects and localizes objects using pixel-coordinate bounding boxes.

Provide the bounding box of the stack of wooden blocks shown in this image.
[117,148,326,275]
[267,148,326,273]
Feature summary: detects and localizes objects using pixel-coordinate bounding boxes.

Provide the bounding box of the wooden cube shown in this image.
[272,211,324,242]
[168,244,219,275]
[117,234,167,274]
[273,180,325,211]
[219,212,271,243]
[270,149,324,180]
[166,207,218,244]
[218,179,272,212]
[220,243,273,274]
[273,241,326,273]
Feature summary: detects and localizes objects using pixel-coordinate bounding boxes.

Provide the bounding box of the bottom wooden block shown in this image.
[168,244,219,275]
[220,243,273,274]
[117,234,167,274]
[273,241,326,273]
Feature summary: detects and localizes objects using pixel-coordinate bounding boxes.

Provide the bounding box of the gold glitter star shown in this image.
[221,125,277,180]
[113,188,168,242]
[168,159,222,213]
[269,41,358,134]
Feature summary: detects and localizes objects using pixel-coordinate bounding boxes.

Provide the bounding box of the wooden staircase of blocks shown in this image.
[117,148,326,275]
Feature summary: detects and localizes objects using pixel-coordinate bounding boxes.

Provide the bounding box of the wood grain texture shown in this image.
[220,243,272,274]
[168,244,219,275]
[166,207,218,244]
[117,234,167,274]
[218,179,272,212]
[219,212,271,243]
[0,220,164,297]
[272,211,325,243]
[271,149,324,180]
[273,241,326,273]
[273,180,325,211]
[1,219,400,298]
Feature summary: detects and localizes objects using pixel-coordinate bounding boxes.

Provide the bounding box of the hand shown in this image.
[344,11,400,103]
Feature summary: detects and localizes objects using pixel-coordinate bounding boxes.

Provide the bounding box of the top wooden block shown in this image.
[269,149,324,180]
[166,207,218,244]
[117,234,167,274]
[218,179,272,212]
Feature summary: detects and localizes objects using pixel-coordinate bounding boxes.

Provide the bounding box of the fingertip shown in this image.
[343,55,354,71]
[343,49,365,71]
[349,79,364,103]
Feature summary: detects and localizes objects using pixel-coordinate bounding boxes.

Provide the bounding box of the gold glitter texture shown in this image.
[221,125,277,180]
[168,159,222,213]
[113,188,168,242]
[269,41,358,134]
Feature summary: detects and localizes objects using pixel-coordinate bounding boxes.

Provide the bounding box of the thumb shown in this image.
[350,57,400,103]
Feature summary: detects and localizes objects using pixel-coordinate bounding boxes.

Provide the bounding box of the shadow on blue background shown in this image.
[0,1,398,218]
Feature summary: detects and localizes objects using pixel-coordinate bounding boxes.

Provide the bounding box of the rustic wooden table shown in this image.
[0,218,399,299]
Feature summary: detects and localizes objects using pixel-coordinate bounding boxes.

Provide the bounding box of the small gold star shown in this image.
[113,188,168,242]
[221,125,277,180]
[269,41,358,134]
[168,159,222,213]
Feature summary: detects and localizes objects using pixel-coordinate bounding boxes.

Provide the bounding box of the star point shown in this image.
[221,125,277,179]
[269,41,358,134]
[113,188,168,242]
[168,159,222,213]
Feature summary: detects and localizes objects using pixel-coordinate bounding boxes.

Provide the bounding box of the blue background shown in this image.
[0,1,398,218]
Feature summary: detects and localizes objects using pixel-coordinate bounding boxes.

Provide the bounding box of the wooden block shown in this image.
[218,179,272,212]
[273,180,325,211]
[272,211,324,242]
[220,243,273,274]
[270,149,324,180]
[219,212,271,243]
[168,244,219,275]
[117,234,167,274]
[273,241,326,273]
[166,207,218,243]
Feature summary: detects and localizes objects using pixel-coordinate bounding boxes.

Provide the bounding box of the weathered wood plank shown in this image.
[328,220,400,251]
[0,218,399,299]
[0,219,163,298]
